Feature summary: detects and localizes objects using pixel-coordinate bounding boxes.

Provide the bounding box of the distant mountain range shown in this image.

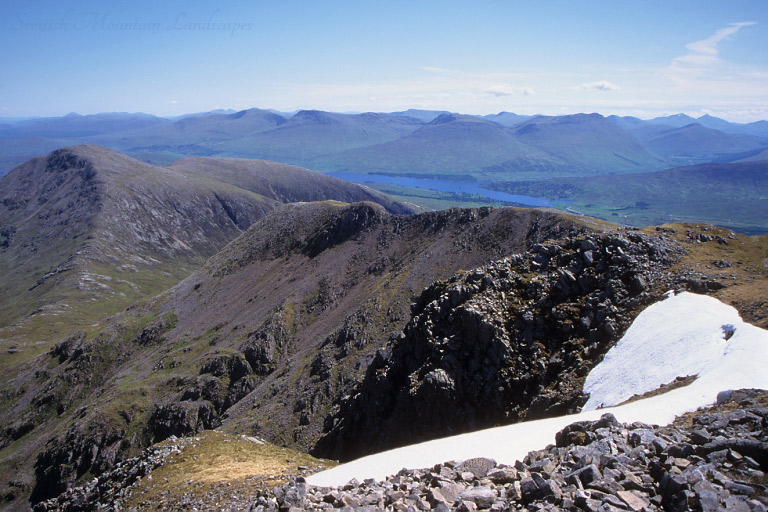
[1,109,765,179]
[1,108,766,233]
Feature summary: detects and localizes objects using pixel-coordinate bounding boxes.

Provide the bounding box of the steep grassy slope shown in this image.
[0,146,274,362]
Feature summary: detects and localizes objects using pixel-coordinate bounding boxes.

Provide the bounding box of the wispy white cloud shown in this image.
[673,22,756,69]
[662,21,764,103]
[485,85,536,98]
[170,99,179,104]
[579,81,621,92]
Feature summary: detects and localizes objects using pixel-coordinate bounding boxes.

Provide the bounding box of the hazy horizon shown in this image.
[1,107,766,125]
[2,0,767,122]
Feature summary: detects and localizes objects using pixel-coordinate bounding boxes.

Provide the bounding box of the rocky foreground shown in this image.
[33,389,768,511]
[275,390,768,512]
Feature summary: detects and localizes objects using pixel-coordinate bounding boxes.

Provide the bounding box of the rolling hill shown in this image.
[2,108,766,185]
[483,111,534,126]
[0,112,169,139]
[93,108,289,165]
[635,123,766,165]
[509,113,668,174]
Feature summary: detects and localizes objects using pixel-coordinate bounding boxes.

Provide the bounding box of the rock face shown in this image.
[316,231,686,461]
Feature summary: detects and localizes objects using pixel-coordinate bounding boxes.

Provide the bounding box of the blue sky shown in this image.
[1,0,767,121]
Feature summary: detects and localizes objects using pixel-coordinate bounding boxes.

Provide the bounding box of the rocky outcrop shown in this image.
[30,422,129,504]
[147,401,219,444]
[304,202,388,258]
[31,436,195,512]
[316,231,686,461]
[277,390,768,512]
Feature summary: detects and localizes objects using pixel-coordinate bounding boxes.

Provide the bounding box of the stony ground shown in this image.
[275,390,768,512]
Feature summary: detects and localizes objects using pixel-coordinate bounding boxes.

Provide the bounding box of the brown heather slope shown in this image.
[643,223,768,330]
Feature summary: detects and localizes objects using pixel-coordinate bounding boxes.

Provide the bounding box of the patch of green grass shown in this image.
[0,256,195,377]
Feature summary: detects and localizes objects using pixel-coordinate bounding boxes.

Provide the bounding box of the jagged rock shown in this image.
[566,464,603,487]
[147,401,218,442]
[200,353,252,380]
[317,232,685,461]
[455,458,497,479]
[49,331,87,363]
[487,467,517,484]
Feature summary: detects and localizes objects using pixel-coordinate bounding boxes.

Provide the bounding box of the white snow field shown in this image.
[307,291,768,487]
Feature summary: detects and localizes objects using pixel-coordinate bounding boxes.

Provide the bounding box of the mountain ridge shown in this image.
[0,146,413,362]
[2,109,765,182]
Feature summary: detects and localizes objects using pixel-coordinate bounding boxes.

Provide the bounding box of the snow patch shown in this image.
[582,292,741,410]
[308,292,768,488]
